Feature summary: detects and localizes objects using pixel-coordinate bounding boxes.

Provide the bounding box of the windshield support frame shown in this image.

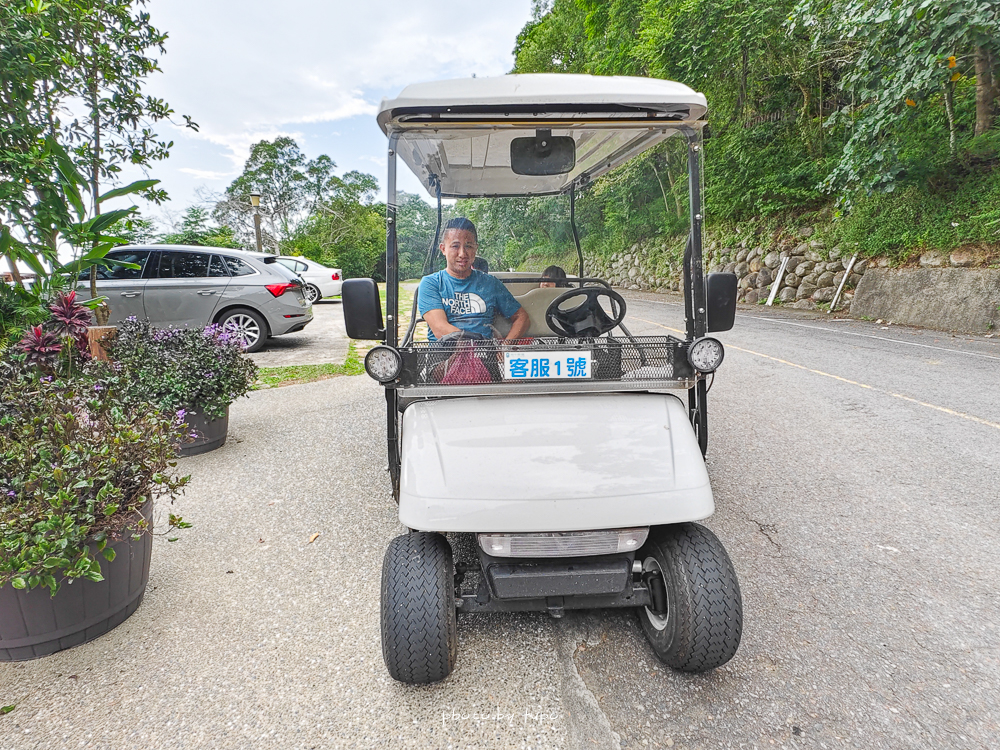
[386,132,401,494]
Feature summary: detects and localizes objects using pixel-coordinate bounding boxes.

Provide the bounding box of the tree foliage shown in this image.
[505,0,999,263]
[790,0,1000,193]
[0,0,192,324]
[158,206,240,248]
[213,137,333,250]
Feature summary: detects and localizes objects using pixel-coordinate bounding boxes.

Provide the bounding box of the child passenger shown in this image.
[539,265,568,288]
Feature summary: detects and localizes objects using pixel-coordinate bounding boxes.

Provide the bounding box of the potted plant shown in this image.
[0,294,189,661]
[108,318,259,456]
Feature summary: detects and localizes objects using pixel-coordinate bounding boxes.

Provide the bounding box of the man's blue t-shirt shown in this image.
[417,269,521,340]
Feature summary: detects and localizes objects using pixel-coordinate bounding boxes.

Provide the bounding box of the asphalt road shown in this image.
[2,293,998,749]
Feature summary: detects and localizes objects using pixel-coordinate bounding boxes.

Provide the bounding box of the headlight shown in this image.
[477,528,649,558]
[364,345,402,383]
[687,337,725,373]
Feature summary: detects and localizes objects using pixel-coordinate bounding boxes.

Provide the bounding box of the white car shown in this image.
[275,256,342,304]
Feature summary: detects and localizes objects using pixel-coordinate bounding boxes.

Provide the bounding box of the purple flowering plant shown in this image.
[0,356,191,595]
[108,318,258,420]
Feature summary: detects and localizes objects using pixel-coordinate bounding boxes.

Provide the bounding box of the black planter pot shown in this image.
[0,499,154,662]
[178,405,229,457]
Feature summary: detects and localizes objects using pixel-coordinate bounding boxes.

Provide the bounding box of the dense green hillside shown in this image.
[462,0,1000,271]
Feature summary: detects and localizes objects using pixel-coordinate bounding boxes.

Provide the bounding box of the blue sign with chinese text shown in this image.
[503,351,592,380]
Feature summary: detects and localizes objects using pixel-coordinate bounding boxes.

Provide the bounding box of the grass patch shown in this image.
[255,341,365,388]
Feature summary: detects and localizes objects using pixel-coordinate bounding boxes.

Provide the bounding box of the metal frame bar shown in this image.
[386,133,401,493]
[390,118,705,131]
[457,584,651,614]
[680,127,709,455]
[394,379,693,398]
[570,185,584,279]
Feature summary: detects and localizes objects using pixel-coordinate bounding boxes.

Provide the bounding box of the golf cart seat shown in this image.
[493,286,571,338]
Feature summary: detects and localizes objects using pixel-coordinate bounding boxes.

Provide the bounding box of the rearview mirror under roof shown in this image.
[510,130,576,176]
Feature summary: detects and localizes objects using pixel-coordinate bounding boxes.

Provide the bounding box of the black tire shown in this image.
[638,523,742,672]
[381,532,458,684]
[304,284,322,304]
[217,307,268,353]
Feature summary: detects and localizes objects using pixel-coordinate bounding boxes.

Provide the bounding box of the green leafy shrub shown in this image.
[0,359,188,594]
[109,318,258,419]
[0,275,78,352]
[831,168,1000,259]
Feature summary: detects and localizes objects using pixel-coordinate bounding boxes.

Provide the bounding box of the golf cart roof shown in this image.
[378,74,707,198]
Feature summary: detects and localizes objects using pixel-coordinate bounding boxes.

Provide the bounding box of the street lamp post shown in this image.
[250,191,263,252]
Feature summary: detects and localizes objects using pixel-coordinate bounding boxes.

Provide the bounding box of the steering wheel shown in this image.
[544,287,627,338]
[437,329,486,345]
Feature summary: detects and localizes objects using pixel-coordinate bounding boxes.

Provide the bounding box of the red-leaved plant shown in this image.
[17,292,92,375]
[49,291,92,354]
[19,326,63,368]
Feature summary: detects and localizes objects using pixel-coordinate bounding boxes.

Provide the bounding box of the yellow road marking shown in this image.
[630,316,1000,432]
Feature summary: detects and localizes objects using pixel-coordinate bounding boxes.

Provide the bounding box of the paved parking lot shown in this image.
[2,294,998,749]
[249,300,348,368]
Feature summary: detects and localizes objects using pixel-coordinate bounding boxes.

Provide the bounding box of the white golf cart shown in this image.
[343,74,742,684]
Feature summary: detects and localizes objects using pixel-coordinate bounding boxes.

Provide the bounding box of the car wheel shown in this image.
[304,284,322,304]
[638,523,742,672]
[218,308,268,353]
[381,532,458,684]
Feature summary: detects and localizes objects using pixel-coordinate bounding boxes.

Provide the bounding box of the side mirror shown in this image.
[706,273,737,333]
[342,278,384,340]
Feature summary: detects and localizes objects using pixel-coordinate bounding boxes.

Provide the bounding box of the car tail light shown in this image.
[265,282,296,297]
[331,272,341,281]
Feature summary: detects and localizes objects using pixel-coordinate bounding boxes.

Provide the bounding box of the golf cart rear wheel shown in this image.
[381,532,458,684]
[638,523,742,672]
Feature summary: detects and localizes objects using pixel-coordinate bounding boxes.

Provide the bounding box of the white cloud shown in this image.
[149,1,529,147]
[178,167,235,180]
[129,0,532,208]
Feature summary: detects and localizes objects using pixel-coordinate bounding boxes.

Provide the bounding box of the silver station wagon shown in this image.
[80,244,313,352]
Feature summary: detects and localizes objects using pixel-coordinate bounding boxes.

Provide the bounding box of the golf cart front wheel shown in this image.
[381,532,458,684]
[638,523,742,672]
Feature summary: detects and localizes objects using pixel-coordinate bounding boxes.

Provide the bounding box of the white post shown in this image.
[765,256,790,306]
[829,253,858,313]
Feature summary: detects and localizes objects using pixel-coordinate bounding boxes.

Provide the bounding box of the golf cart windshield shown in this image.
[379,74,707,198]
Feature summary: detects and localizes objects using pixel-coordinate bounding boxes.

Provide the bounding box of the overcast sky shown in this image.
[135,0,533,229]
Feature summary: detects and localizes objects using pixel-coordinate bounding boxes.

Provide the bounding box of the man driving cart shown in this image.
[418,217,530,342]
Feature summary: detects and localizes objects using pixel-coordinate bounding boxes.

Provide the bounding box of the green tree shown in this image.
[159,206,241,248]
[286,171,384,279]
[512,0,588,74]
[105,213,157,245]
[0,0,193,323]
[214,137,334,250]
[394,192,453,280]
[790,0,1000,193]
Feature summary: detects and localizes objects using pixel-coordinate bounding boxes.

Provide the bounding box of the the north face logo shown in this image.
[443,293,487,315]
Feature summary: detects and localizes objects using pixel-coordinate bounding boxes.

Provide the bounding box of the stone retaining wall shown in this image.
[585,231,866,311]
[852,268,1000,333]
[584,232,996,320]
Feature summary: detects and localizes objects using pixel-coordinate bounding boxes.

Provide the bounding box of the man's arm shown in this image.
[423,309,461,339]
[504,306,530,340]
